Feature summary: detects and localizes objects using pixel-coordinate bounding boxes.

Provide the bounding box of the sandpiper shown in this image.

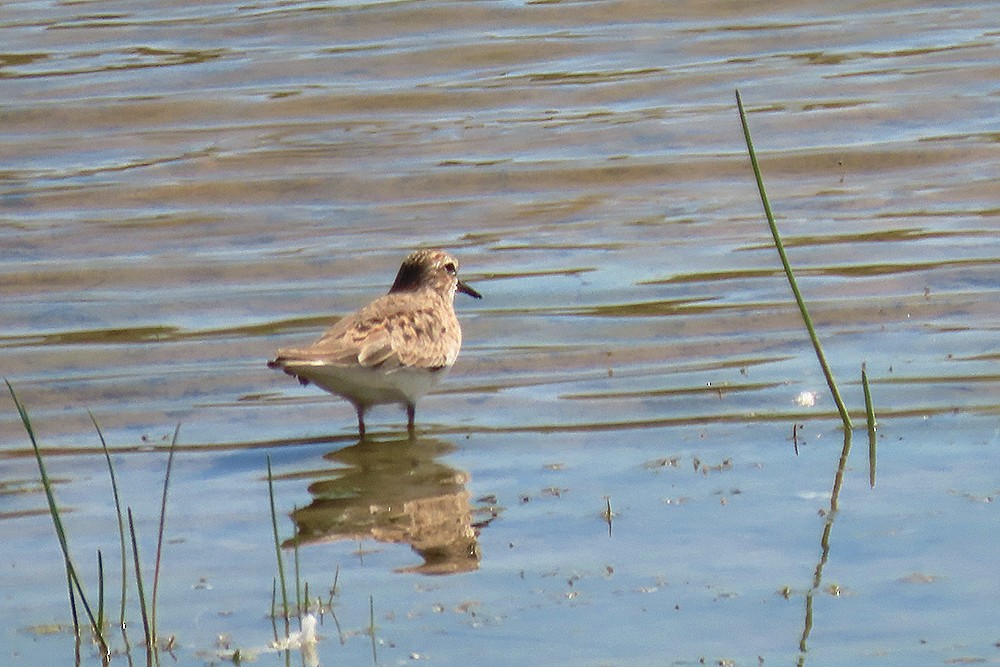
[268,249,481,437]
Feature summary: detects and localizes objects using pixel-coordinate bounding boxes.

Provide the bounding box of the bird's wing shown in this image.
[272,292,453,370]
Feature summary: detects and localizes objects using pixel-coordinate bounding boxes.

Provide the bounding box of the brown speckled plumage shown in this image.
[268,249,481,437]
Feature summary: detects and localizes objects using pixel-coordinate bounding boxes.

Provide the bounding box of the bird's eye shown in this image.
[443,262,457,275]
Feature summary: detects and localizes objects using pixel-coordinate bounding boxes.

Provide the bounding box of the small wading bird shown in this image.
[268,249,481,438]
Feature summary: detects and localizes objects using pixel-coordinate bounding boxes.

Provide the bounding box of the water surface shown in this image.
[1,1,998,665]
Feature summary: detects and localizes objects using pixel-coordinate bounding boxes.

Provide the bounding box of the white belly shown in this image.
[293,363,450,408]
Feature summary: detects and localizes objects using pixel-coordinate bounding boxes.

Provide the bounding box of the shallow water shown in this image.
[1,0,999,665]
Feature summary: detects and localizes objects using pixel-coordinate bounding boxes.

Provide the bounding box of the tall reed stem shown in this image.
[7,380,110,658]
[91,410,129,629]
[267,456,291,635]
[734,90,853,431]
[150,423,180,649]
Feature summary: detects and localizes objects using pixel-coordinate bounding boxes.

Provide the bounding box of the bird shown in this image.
[268,249,481,438]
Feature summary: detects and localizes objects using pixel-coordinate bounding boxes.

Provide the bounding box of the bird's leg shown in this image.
[356,405,366,439]
[406,403,416,438]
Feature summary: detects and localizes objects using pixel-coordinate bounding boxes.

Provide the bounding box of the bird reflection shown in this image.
[285,436,481,575]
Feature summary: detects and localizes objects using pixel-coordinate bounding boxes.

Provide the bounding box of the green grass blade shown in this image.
[734,91,853,431]
[292,508,302,625]
[862,363,877,488]
[270,578,279,644]
[128,507,153,665]
[8,381,72,562]
[150,423,180,649]
[266,456,291,635]
[97,550,105,636]
[369,594,377,665]
[119,618,134,667]
[7,380,109,657]
[90,410,129,630]
[67,568,81,641]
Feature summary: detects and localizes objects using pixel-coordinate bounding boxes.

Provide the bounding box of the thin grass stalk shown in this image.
[150,423,180,649]
[734,91,853,430]
[97,550,105,636]
[292,513,302,625]
[266,456,291,635]
[91,410,129,629]
[270,579,279,644]
[7,380,109,657]
[13,382,80,633]
[73,586,82,667]
[862,364,877,488]
[120,620,135,667]
[67,568,81,641]
[369,594,377,665]
[127,508,153,666]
